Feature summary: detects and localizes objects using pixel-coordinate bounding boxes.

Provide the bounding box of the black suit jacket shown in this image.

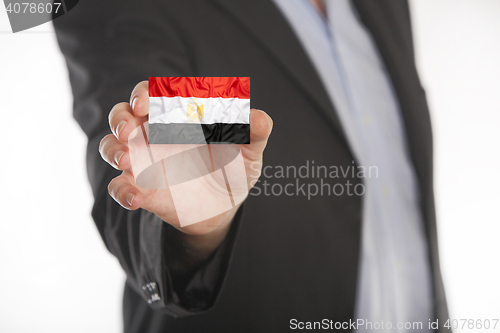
[54,0,449,332]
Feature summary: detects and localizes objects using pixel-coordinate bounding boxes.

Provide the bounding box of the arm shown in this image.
[54,0,272,315]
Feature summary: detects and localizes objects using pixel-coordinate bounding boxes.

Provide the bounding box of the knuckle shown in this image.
[130,81,149,103]
[99,135,112,154]
[98,137,106,153]
[138,80,149,91]
[108,104,120,120]
[108,176,125,200]
[109,102,130,122]
[107,178,117,197]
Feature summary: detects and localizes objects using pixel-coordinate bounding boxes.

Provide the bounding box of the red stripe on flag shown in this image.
[149,77,250,99]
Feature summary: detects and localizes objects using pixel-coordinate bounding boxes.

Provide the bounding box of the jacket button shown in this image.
[142,282,161,304]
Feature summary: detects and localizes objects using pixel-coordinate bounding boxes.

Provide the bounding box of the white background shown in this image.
[0,1,499,332]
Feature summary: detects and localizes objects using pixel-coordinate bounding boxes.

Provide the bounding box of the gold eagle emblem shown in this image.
[187,98,204,122]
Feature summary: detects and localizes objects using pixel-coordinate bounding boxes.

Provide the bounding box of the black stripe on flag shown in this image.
[149,123,250,144]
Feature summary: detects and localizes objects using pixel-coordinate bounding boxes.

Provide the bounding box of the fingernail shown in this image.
[116,120,127,138]
[131,97,139,111]
[126,193,135,207]
[114,151,125,166]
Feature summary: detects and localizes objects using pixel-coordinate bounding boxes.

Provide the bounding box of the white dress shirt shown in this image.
[272,0,434,331]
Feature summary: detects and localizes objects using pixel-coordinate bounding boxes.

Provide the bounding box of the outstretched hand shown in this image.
[99,81,273,236]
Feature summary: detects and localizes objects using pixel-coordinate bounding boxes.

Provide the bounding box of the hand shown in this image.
[99,81,273,237]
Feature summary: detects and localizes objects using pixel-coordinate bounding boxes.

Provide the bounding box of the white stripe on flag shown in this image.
[149,96,250,125]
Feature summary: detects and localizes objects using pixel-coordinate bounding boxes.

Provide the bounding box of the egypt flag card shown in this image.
[148,77,250,144]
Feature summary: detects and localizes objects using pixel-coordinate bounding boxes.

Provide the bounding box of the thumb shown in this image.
[240,109,273,162]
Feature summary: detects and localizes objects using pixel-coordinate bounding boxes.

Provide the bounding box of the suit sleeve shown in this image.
[53,0,242,316]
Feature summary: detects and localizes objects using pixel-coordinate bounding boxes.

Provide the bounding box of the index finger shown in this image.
[129,81,149,117]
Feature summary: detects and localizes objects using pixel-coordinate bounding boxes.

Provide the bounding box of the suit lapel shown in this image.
[209,0,430,191]
[210,0,348,145]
